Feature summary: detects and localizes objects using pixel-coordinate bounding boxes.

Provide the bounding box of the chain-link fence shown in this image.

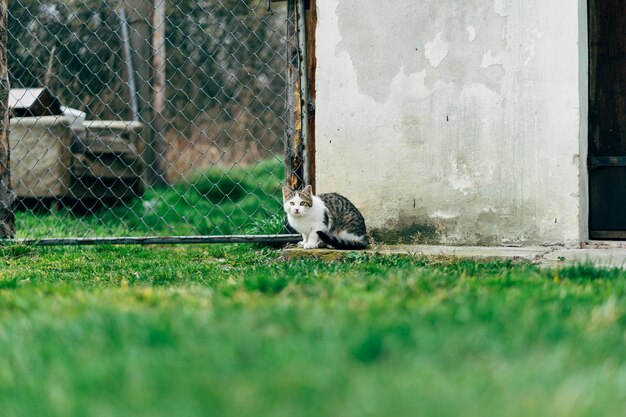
[7,0,303,244]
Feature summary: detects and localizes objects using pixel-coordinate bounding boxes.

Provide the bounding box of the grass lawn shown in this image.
[1,244,626,417]
[14,157,286,239]
[4,157,626,415]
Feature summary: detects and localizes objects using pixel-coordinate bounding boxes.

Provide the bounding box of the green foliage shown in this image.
[0,244,37,259]
[183,169,255,203]
[1,247,626,416]
[243,272,290,294]
[15,158,286,238]
[0,277,18,289]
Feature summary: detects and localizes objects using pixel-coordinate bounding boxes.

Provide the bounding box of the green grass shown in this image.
[6,158,626,415]
[1,245,626,416]
[14,157,286,239]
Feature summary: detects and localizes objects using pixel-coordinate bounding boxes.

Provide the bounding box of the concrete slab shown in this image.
[542,249,626,269]
[370,245,550,262]
[283,245,626,269]
[283,245,550,263]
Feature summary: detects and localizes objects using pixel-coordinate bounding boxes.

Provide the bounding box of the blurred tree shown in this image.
[9,0,128,118]
[8,0,287,156]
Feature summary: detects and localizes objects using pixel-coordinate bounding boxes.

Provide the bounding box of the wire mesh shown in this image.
[7,0,299,244]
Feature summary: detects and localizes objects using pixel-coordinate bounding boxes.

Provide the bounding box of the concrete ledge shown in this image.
[282,245,626,269]
[371,245,550,262]
[283,245,550,263]
[543,249,626,268]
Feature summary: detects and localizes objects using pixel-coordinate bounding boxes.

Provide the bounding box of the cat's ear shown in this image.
[302,185,313,196]
[282,186,293,200]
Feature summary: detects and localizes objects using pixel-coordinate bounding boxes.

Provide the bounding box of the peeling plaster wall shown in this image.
[315,0,586,246]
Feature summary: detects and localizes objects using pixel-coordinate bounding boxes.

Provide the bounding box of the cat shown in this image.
[282,185,369,250]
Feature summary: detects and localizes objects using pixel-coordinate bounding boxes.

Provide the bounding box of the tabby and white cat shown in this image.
[282,185,369,250]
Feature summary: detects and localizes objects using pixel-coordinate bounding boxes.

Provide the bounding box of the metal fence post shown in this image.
[123,0,155,186]
[151,0,168,186]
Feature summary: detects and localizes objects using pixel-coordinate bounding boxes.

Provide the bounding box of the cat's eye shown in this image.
[300,202,304,206]
[290,202,295,206]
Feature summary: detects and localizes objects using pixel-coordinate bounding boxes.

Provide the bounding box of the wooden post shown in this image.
[305,0,316,192]
[284,0,315,192]
[280,0,309,234]
[0,0,15,238]
[151,0,168,186]
[284,0,305,191]
[44,46,57,88]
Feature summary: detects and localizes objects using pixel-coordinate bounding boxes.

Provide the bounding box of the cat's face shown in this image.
[282,185,313,217]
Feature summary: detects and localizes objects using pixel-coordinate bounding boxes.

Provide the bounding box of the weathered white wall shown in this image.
[315,0,587,246]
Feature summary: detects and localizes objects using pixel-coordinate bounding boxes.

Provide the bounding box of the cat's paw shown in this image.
[303,242,319,250]
[297,241,305,247]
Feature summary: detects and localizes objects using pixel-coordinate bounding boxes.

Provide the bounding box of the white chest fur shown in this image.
[283,193,330,249]
[287,196,327,235]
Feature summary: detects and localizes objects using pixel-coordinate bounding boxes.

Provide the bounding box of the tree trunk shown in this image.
[0,0,15,239]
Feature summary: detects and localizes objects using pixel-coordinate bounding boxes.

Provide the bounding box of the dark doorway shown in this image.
[588,0,626,239]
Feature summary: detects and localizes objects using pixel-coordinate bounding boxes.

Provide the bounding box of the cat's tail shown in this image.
[316,231,369,250]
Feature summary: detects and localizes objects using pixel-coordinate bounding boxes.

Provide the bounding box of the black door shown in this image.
[589,0,626,239]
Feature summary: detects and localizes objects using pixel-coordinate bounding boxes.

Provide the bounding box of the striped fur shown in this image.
[316,231,369,250]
